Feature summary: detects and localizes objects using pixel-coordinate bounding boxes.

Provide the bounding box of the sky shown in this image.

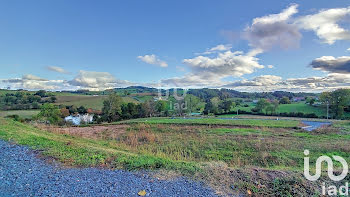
[1,0,350,92]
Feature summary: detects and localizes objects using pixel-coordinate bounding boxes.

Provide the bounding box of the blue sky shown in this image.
[1,0,350,92]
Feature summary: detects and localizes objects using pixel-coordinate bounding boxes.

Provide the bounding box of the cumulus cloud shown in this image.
[161,50,265,87]
[226,75,282,87]
[267,65,274,69]
[137,54,168,67]
[46,66,70,74]
[2,74,60,90]
[310,56,350,74]
[184,50,264,78]
[244,4,301,51]
[196,44,232,55]
[223,73,350,92]
[68,70,132,91]
[296,7,350,44]
[284,73,350,91]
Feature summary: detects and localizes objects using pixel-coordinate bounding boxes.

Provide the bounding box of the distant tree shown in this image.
[34,90,47,97]
[77,106,87,114]
[124,90,130,96]
[37,103,62,124]
[272,100,279,114]
[50,96,57,103]
[255,99,269,113]
[184,94,201,113]
[67,105,77,114]
[265,100,279,115]
[279,96,291,104]
[60,108,70,117]
[320,89,350,118]
[219,100,235,113]
[306,97,316,106]
[155,100,167,114]
[204,100,218,115]
[31,102,40,109]
[102,93,123,122]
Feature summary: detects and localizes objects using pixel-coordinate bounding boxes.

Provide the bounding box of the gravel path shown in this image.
[0,140,218,197]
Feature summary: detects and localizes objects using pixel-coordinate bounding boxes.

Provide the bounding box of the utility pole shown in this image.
[326,101,329,119]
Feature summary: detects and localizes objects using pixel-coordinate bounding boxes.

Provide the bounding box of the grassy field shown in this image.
[117,117,300,128]
[1,117,349,195]
[55,95,139,110]
[0,110,39,119]
[277,102,326,116]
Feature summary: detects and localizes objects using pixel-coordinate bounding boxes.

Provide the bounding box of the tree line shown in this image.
[0,90,57,110]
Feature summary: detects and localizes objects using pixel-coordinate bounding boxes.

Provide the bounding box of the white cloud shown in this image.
[296,7,350,44]
[2,74,61,90]
[196,44,233,55]
[226,75,282,87]
[310,56,350,74]
[22,74,48,81]
[223,73,350,92]
[184,50,264,77]
[137,54,168,67]
[347,48,350,51]
[267,65,274,69]
[68,70,132,91]
[244,4,301,51]
[46,66,70,74]
[161,50,265,88]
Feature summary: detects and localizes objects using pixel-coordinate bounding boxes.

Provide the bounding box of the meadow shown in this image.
[55,95,139,110]
[1,117,349,195]
[0,110,39,119]
[118,117,300,128]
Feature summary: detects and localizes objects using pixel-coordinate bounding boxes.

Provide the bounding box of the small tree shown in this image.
[255,99,269,113]
[306,97,316,106]
[102,93,123,122]
[77,106,87,114]
[37,103,62,124]
[279,96,291,104]
[60,108,70,117]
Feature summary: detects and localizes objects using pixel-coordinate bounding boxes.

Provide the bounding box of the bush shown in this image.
[5,114,21,122]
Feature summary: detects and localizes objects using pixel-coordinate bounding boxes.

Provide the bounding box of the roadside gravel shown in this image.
[0,140,218,197]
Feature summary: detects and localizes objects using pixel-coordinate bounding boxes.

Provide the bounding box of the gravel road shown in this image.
[0,140,218,197]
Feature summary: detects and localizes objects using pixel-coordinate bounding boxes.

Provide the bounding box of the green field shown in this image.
[277,102,326,116]
[0,110,39,119]
[55,95,139,110]
[1,117,349,195]
[118,117,300,128]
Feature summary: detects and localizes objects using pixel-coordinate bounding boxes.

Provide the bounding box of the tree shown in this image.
[219,100,235,113]
[155,100,167,115]
[60,108,70,117]
[102,93,123,122]
[279,96,291,104]
[272,100,279,114]
[37,103,62,124]
[77,106,87,114]
[184,94,201,113]
[67,105,77,114]
[330,89,350,118]
[320,89,350,118]
[265,100,279,115]
[34,90,47,97]
[50,96,57,103]
[255,99,269,113]
[306,97,316,106]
